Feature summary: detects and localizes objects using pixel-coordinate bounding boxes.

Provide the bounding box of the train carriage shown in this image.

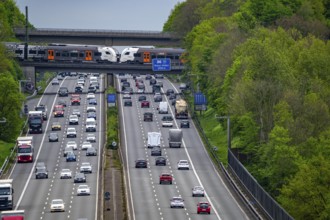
[132,48,185,65]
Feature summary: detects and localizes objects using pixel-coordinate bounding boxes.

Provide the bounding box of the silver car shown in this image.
[60,169,72,179]
[80,162,92,173]
[170,197,185,208]
[192,186,205,197]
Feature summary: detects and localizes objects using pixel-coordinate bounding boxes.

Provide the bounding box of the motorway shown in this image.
[10,74,105,220]
[118,75,251,220]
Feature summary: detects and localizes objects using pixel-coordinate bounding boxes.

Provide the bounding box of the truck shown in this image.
[175,99,188,119]
[147,132,161,148]
[0,180,14,210]
[152,84,161,94]
[1,210,24,220]
[168,129,183,148]
[34,104,48,120]
[16,136,34,163]
[159,173,173,184]
[158,101,168,114]
[28,111,43,133]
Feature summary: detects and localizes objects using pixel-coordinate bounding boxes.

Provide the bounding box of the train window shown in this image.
[70,53,78,57]
[134,53,141,58]
[15,49,23,54]
[124,52,130,55]
[62,52,69,57]
[94,52,101,56]
[79,53,84,58]
[55,52,60,57]
[167,55,174,59]
[38,51,45,55]
[29,50,37,54]
[105,51,110,55]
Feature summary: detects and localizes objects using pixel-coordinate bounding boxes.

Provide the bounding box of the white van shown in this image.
[147,132,161,148]
[86,118,96,132]
[158,102,168,114]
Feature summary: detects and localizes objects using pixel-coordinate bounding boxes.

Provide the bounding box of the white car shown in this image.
[80,162,92,173]
[162,121,173,127]
[86,106,96,113]
[81,141,92,150]
[86,134,96,143]
[86,93,95,100]
[50,199,65,212]
[192,186,205,197]
[66,141,77,150]
[66,127,77,138]
[178,160,189,170]
[72,108,81,117]
[170,196,185,208]
[77,184,91,196]
[69,114,79,125]
[60,169,72,179]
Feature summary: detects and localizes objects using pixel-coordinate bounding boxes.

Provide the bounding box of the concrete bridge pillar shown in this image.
[21,66,36,92]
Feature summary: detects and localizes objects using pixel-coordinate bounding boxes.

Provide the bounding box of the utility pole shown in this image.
[24,6,29,60]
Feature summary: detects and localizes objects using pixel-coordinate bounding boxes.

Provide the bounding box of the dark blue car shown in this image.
[66,152,76,162]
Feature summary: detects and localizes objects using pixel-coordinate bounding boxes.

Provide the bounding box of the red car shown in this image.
[197,202,211,214]
[141,100,150,108]
[71,94,81,105]
[53,105,65,117]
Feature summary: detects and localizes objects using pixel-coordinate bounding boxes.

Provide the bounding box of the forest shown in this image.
[164,0,330,219]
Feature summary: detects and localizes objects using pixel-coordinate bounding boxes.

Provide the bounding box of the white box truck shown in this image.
[147,132,161,148]
[158,102,168,114]
[0,180,14,210]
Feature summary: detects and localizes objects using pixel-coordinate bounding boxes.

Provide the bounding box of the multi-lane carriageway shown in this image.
[9,73,253,220]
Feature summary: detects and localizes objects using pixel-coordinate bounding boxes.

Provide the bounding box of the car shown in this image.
[66,151,77,162]
[170,197,185,208]
[197,202,211,214]
[154,94,162,102]
[159,173,173,184]
[137,89,145,94]
[72,108,81,117]
[50,199,65,212]
[53,105,65,117]
[162,120,173,127]
[87,93,95,100]
[86,134,96,143]
[74,172,86,183]
[179,83,187,90]
[169,93,176,100]
[58,87,68,96]
[35,168,48,179]
[91,82,100,90]
[81,141,92,150]
[57,74,64,80]
[151,146,162,156]
[63,146,74,157]
[88,98,97,105]
[87,112,97,120]
[155,156,166,166]
[77,185,91,196]
[69,114,79,125]
[156,82,163,87]
[124,100,132,107]
[70,72,78,77]
[71,95,81,105]
[86,106,96,113]
[66,127,77,138]
[77,79,85,86]
[123,94,131,99]
[88,86,97,93]
[145,74,152,80]
[80,162,92,173]
[135,159,147,168]
[51,121,61,131]
[49,132,59,142]
[141,100,150,108]
[60,168,72,179]
[180,120,190,128]
[57,100,67,107]
[66,141,77,150]
[138,95,146,101]
[52,78,59,85]
[150,78,157,85]
[35,162,46,172]
[155,74,164,79]
[143,112,153,122]
[166,89,174,96]
[192,186,205,197]
[122,87,133,95]
[86,147,97,156]
[178,160,189,170]
[75,86,83,93]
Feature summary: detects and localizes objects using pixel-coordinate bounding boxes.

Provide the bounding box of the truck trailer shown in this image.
[175,99,188,119]
[28,110,43,133]
[1,210,24,220]
[16,136,34,163]
[168,129,183,148]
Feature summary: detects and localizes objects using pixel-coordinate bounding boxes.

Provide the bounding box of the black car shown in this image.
[145,74,152,80]
[75,86,83,93]
[74,172,86,183]
[35,168,48,179]
[120,78,127,82]
[88,86,97,93]
[138,95,147,101]
[87,112,97,120]
[162,115,173,121]
[166,89,174,96]
[155,157,167,166]
[66,152,77,162]
[143,112,153,122]
[49,133,59,142]
[180,120,190,128]
[169,93,176,100]
[124,100,132,107]
[58,87,69,97]
[151,146,162,156]
[88,98,97,105]
[150,79,157,85]
[135,159,147,168]
[154,94,162,102]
